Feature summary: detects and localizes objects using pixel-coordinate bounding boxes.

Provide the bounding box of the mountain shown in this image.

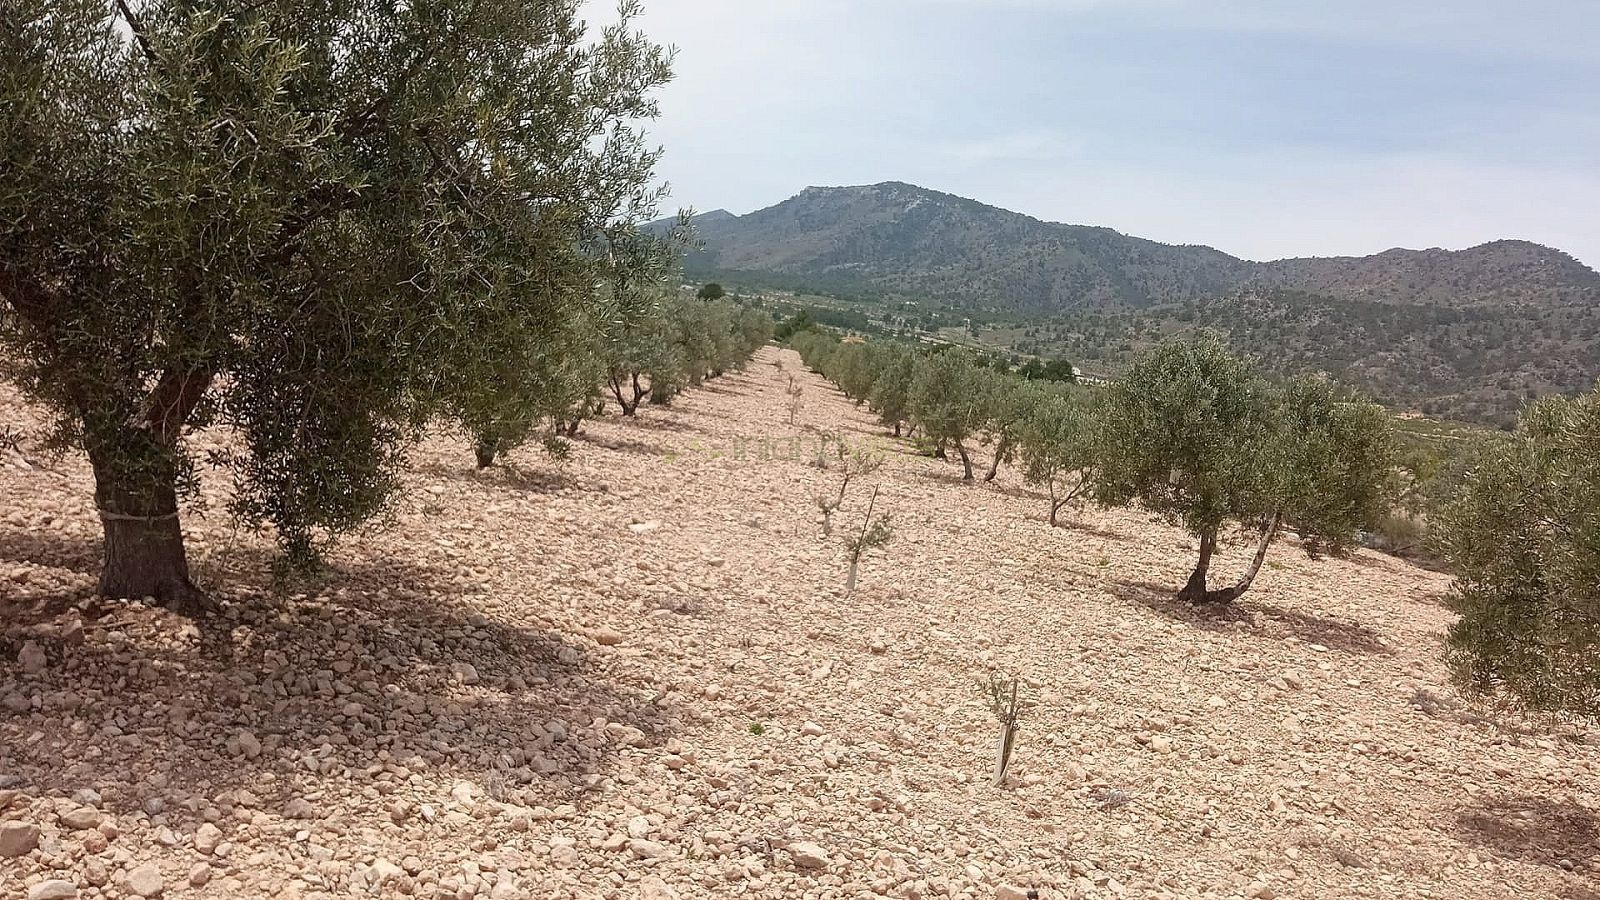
[676,182,1600,313]
[671,182,1600,425]
[1252,240,1600,309]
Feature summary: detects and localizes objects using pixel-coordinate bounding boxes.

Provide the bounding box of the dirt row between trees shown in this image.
[3,346,1597,900]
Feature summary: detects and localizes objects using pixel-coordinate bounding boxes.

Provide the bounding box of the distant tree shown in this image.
[696,282,726,301]
[1095,339,1391,604]
[776,310,818,342]
[0,0,671,610]
[1040,358,1078,382]
[867,344,918,437]
[1017,386,1098,526]
[452,304,606,468]
[832,342,878,406]
[910,350,987,480]
[975,370,1037,482]
[790,328,837,371]
[1435,386,1600,716]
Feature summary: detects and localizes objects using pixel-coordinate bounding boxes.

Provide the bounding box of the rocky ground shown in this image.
[2,346,1598,900]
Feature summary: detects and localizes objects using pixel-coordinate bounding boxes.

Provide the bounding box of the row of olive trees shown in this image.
[0,0,678,612]
[464,289,770,468]
[792,330,1394,607]
[799,328,1600,721]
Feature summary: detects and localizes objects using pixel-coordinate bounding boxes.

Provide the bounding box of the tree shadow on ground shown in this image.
[829,421,896,442]
[1344,547,1452,576]
[678,404,742,422]
[1251,601,1392,655]
[1041,518,1127,542]
[1457,794,1600,873]
[610,412,698,433]
[414,460,574,496]
[985,481,1046,503]
[1108,579,1250,634]
[695,380,756,397]
[914,468,980,488]
[1,530,678,844]
[1406,687,1491,728]
[0,527,101,619]
[578,433,674,457]
[1108,579,1389,654]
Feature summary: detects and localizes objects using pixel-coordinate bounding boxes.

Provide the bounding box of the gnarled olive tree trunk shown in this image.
[984,432,1011,482]
[608,371,644,416]
[85,429,209,616]
[474,436,499,469]
[1179,513,1282,605]
[954,441,974,481]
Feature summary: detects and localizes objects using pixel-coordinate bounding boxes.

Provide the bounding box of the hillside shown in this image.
[682,183,1249,312]
[994,290,1600,424]
[679,182,1600,313]
[677,183,1600,423]
[5,350,1598,900]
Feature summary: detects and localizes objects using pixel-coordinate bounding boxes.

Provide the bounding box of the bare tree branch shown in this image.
[114,0,157,62]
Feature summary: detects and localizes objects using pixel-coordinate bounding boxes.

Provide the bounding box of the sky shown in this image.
[584,0,1600,267]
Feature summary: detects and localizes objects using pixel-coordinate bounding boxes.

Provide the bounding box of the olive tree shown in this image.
[0,0,671,612]
[1095,339,1391,604]
[1017,385,1099,526]
[910,349,988,480]
[604,301,673,416]
[453,304,605,468]
[867,344,917,437]
[975,370,1036,482]
[791,329,838,373]
[1435,386,1600,716]
[832,342,879,406]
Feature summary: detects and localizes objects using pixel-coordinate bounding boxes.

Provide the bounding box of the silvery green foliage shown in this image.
[0,0,672,586]
[908,349,988,480]
[1437,386,1600,716]
[866,344,917,436]
[1094,338,1392,603]
[1016,384,1099,525]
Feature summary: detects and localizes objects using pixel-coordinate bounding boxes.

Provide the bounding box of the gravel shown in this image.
[2,347,1596,899]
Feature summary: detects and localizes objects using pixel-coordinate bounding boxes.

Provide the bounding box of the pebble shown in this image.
[27,881,77,900]
[1,820,40,857]
[593,626,624,646]
[194,822,224,855]
[641,875,681,900]
[788,841,831,870]
[18,641,46,674]
[627,815,652,838]
[629,839,669,859]
[231,729,262,758]
[282,798,318,820]
[124,864,164,898]
[58,807,103,830]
